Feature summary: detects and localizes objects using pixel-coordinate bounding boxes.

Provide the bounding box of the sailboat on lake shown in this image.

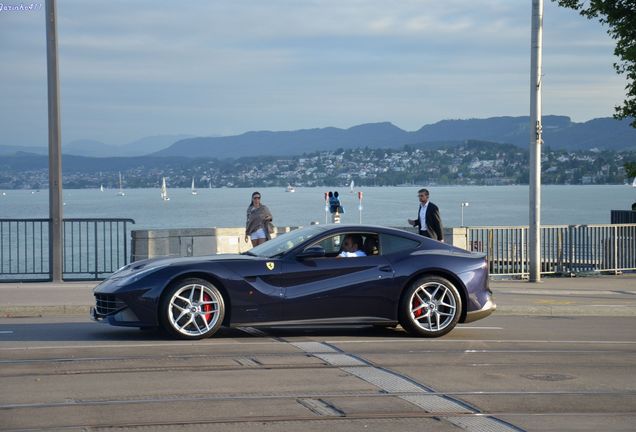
[161,177,170,201]
[116,172,125,196]
[191,177,198,195]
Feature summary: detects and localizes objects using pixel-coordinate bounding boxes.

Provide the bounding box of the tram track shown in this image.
[2,317,636,431]
[3,411,635,432]
[1,389,635,411]
[2,350,633,378]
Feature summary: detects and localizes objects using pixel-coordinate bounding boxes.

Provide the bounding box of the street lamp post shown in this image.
[46,0,63,282]
[460,202,469,227]
[529,0,544,282]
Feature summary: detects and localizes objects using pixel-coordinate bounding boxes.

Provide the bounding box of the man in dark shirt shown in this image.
[408,188,444,241]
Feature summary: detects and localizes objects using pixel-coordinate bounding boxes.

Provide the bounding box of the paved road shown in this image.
[1,315,634,431]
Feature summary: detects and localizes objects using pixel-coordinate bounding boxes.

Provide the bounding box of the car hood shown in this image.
[108,254,259,280]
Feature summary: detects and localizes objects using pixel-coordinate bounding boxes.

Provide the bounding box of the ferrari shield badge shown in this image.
[266,262,275,271]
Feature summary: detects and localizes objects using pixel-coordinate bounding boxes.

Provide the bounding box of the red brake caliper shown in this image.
[412,297,423,318]
[203,293,213,322]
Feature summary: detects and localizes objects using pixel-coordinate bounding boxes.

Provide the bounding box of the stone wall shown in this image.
[131,226,468,261]
[131,226,298,261]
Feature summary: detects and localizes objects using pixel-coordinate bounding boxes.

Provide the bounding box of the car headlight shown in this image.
[118,265,162,284]
[111,263,132,277]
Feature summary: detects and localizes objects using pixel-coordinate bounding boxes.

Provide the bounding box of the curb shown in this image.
[495,305,636,317]
[1,305,90,318]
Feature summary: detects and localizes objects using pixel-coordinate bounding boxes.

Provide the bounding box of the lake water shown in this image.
[0,185,634,230]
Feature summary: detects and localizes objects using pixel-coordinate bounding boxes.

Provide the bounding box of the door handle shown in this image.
[378,265,393,272]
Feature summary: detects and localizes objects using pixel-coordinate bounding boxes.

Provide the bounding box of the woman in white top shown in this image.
[244,191,273,247]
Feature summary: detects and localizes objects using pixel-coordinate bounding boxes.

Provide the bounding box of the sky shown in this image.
[0,0,627,147]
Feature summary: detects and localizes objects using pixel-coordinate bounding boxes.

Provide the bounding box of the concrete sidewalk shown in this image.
[0,274,635,318]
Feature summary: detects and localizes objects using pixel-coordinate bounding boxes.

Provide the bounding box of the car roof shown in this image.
[307,224,421,239]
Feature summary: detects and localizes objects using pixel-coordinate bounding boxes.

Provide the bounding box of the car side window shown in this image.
[380,233,420,255]
[312,234,344,256]
[306,233,381,258]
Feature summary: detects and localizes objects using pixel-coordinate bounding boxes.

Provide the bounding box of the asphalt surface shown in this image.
[1,274,635,431]
[0,315,634,431]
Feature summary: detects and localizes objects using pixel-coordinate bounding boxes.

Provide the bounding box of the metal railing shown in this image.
[0,218,135,282]
[468,224,636,277]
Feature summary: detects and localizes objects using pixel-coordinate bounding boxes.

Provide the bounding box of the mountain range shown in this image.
[1,116,634,159]
[0,135,193,158]
[154,115,636,158]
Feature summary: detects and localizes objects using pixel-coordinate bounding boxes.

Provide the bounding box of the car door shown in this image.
[228,257,285,324]
[280,233,395,323]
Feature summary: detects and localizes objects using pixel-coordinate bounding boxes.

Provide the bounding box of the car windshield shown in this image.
[247,226,324,258]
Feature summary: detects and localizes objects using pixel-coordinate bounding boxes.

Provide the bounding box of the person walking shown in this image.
[408,188,444,241]
[245,191,273,247]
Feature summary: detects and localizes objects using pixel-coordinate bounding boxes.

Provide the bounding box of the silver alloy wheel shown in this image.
[167,283,221,337]
[409,281,458,332]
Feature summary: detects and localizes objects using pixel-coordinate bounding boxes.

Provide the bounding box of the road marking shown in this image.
[495,289,626,296]
[1,338,635,352]
[0,330,14,334]
[458,326,503,330]
[293,341,521,432]
[0,340,284,351]
[328,339,636,345]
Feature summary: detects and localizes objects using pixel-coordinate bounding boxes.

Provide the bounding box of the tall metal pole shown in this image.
[529,0,543,282]
[46,0,63,282]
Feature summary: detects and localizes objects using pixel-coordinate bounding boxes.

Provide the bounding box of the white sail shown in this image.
[191,177,198,195]
[350,179,355,193]
[161,177,170,201]
[117,172,125,196]
[632,177,636,188]
[100,184,104,192]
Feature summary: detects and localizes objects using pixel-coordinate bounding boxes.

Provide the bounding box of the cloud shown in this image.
[0,0,626,147]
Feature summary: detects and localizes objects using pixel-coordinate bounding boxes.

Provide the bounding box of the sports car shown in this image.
[91,224,495,339]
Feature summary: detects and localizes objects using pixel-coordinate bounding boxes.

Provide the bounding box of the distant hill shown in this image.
[0,145,48,156]
[154,116,636,158]
[413,116,635,150]
[0,152,191,172]
[0,135,194,158]
[63,135,193,157]
[119,135,195,156]
[154,122,413,159]
[3,116,633,160]
[64,139,117,157]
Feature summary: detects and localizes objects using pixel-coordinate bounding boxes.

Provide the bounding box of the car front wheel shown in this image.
[160,278,225,340]
[400,276,461,338]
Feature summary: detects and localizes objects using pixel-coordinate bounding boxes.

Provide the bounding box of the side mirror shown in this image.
[296,246,326,259]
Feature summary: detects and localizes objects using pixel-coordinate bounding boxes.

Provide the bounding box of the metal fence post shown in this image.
[93,222,99,280]
[567,225,574,276]
[613,225,618,275]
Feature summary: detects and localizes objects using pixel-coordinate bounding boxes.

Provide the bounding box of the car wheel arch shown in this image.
[159,272,232,326]
[398,270,468,324]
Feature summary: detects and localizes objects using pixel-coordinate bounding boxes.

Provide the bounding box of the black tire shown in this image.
[399,275,461,338]
[159,278,225,340]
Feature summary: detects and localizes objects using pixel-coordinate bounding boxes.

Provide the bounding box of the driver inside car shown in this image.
[338,234,367,258]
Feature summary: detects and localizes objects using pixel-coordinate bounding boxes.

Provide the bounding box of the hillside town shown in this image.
[0,141,633,190]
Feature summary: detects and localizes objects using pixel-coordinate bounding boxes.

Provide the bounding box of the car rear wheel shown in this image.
[400,276,461,338]
[160,278,225,340]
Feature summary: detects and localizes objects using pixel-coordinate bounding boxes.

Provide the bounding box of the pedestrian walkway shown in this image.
[1,274,635,318]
